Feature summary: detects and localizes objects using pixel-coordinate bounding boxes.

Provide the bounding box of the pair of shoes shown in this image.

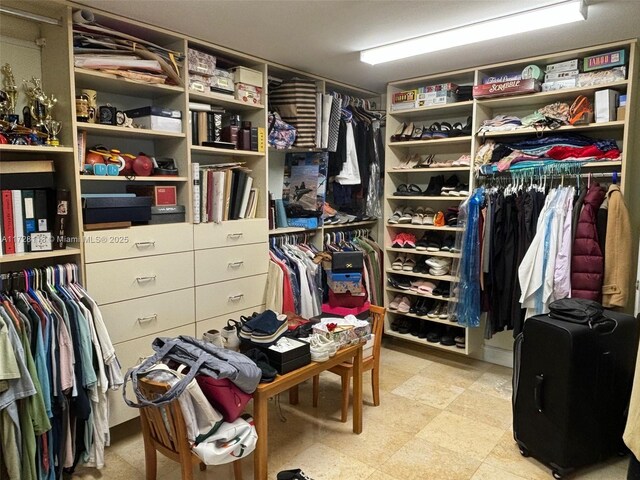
[388,276,412,290]
[452,154,471,166]
[389,295,411,313]
[411,258,430,274]
[394,153,421,169]
[423,175,444,196]
[440,235,455,251]
[278,468,314,480]
[455,334,466,349]
[388,206,413,224]
[427,301,449,320]
[440,175,460,195]
[392,232,417,248]
[444,184,469,197]
[392,254,416,271]
[412,297,432,316]
[426,256,452,270]
[411,206,435,225]
[432,282,451,298]
[202,329,225,348]
[309,334,337,361]
[433,211,446,227]
[410,279,437,294]
[390,122,414,142]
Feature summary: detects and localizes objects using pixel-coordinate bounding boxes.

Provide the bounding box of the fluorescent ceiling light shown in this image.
[360,0,587,65]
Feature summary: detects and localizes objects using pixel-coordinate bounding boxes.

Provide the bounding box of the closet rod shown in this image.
[0,6,61,25]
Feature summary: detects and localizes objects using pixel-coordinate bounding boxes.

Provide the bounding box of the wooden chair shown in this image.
[138,377,243,480]
[312,304,386,422]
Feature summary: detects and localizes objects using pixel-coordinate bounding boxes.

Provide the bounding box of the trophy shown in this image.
[23,77,46,130]
[1,63,19,121]
[44,119,62,146]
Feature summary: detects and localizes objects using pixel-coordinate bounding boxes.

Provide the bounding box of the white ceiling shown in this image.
[75,0,640,93]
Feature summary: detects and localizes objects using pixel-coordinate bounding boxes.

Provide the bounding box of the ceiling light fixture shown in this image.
[360,0,587,65]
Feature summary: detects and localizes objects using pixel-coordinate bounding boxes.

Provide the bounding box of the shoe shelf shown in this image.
[384,329,466,354]
[75,68,184,97]
[389,137,473,148]
[479,120,625,139]
[389,166,471,173]
[188,90,264,111]
[387,247,461,258]
[78,123,186,139]
[387,307,459,325]
[385,269,459,283]
[389,100,474,119]
[386,223,465,232]
[387,195,469,201]
[386,287,459,304]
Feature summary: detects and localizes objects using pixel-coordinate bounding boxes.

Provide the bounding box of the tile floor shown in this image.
[73,339,630,480]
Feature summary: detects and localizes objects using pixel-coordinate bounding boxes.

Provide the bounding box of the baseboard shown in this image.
[473,344,514,368]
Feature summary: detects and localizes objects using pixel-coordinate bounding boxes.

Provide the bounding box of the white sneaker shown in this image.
[314,334,337,357]
[310,334,334,361]
[202,329,225,348]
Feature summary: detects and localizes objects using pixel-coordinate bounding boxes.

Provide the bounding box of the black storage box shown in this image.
[82,195,152,224]
[259,338,311,374]
[332,251,363,273]
[149,205,186,224]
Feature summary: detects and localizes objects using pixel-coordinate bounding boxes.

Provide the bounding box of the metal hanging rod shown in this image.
[0,6,62,26]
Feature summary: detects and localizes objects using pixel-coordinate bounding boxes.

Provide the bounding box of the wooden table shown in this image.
[252,343,363,480]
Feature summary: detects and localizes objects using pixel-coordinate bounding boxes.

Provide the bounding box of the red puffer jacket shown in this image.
[571,184,605,300]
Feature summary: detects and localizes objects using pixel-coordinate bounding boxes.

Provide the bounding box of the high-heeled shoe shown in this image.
[400,122,414,141]
[390,122,406,142]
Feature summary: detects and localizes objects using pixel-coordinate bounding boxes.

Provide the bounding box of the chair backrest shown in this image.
[139,377,191,459]
[369,304,386,361]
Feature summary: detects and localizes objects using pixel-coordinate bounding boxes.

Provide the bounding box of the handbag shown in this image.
[191,414,257,465]
[195,375,252,422]
[268,112,297,149]
[331,251,364,273]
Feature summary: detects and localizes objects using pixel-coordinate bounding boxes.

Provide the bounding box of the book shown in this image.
[229,170,243,220]
[201,167,209,222]
[191,110,199,145]
[232,170,248,219]
[192,163,200,223]
[206,169,214,222]
[197,111,208,145]
[238,175,253,219]
[53,189,69,250]
[34,189,49,232]
[212,170,224,223]
[249,188,258,219]
[2,190,16,254]
[22,190,36,252]
[223,169,233,221]
[12,190,25,253]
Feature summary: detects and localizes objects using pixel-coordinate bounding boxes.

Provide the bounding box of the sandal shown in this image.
[415,153,435,169]
[394,184,409,196]
[421,122,440,140]
[411,206,425,225]
[392,255,405,270]
[401,122,414,141]
[460,116,473,136]
[434,211,446,227]
[399,207,414,223]
[387,208,403,224]
[449,122,464,137]
[402,256,416,271]
[389,295,403,309]
[390,122,407,142]
[423,207,435,225]
[410,126,423,140]
[432,121,451,139]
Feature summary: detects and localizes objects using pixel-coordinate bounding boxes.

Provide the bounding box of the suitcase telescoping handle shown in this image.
[534,374,544,413]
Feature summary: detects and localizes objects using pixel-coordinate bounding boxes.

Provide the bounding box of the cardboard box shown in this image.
[231,66,263,87]
[210,68,235,93]
[617,106,626,121]
[260,338,311,374]
[418,82,458,93]
[483,72,522,84]
[188,48,216,76]
[417,92,457,107]
[594,89,619,123]
[132,115,182,133]
[234,83,262,105]
[583,49,626,72]
[126,185,177,206]
[392,90,417,104]
[390,101,416,111]
[82,195,152,224]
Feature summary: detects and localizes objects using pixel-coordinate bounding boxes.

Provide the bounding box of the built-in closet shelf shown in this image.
[477,160,624,177]
[0,246,82,264]
[385,329,466,354]
[386,195,469,201]
[74,68,185,97]
[479,120,625,138]
[191,146,264,158]
[268,147,327,153]
[389,167,471,173]
[389,100,474,119]
[78,123,185,139]
[386,287,459,305]
[0,145,74,154]
[386,224,464,232]
[324,220,377,230]
[385,269,459,283]
[389,137,472,148]
[386,247,461,258]
[387,309,459,326]
[475,80,628,108]
[80,176,189,182]
[268,226,316,235]
[188,90,264,111]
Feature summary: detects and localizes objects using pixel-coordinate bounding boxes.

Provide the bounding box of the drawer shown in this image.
[195,243,268,285]
[193,218,267,250]
[196,274,267,321]
[86,251,194,305]
[100,288,195,344]
[108,324,195,427]
[195,304,264,337]
[84,223,193,263]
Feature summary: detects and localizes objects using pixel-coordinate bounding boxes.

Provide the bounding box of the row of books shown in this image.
[191,162,258,224]
[190,106,224,146]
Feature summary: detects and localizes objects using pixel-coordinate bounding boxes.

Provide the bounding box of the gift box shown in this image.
[189,74,212,93]
[188,48,216,76]
[231,66,263,87]
[312,315,371,348]
[235,83,262,105]
[327,271,363,294]
[259,338,311,374]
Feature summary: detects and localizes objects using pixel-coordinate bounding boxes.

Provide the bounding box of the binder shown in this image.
[12,190,25,253]
[238,176,253,219]
[1,190,15,254]
[34,189,50,232]
[22,190,36,251]
[192,163,200,223]
[231,170,247,220]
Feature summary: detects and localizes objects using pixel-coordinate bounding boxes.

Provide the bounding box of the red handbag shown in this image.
[195,375,251,422]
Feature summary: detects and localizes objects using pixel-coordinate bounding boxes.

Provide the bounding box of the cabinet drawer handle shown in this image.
[228,261,244,268]
[135,241,156,248]
[137,314,157,324]
[136,275,156,283]
[228,293,244,301]
[227,233,243,239]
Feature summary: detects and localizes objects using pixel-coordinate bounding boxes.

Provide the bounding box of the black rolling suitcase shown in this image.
[513,300,639,479]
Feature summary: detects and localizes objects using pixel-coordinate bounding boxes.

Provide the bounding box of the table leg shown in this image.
[253,393,269,480]
[288,385,299,405]
[352,345,363,434]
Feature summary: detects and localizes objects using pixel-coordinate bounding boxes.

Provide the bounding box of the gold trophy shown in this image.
[44,119,62,146]
[0,63,18,118]
[23,77,46,130]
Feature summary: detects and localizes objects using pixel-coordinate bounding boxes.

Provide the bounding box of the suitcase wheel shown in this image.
[519,447,529,458]
[552,470,563,479]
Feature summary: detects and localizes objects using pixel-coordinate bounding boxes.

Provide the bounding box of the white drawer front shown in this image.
[84,223,193,263]
[86,251,194,305]
[193,218,267,250]
[100,288,195,344]
[195,274,267,321]
[195,304,264,337]
[108,324,195,427]
[195,243,268,285]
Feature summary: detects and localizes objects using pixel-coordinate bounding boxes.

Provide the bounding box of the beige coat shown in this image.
[602,184,631,308]
[625,344,640,458]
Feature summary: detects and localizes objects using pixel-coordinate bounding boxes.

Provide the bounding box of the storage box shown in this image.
[188,48,216,76]
[235,83,263,105]
[583,49,626,72]
[544,70,579,82]
[124,106,182,119]
[149,205,186,224]
[210,68,235,93]
[416,92,458,107]
[595,89,619,123]
[542,78,578,91]
[231,66,263,87]
[392,90,417,104]
[287,217,318,229]
[545,59,579,73]
[82,195,152,224]
[473,79,541,99]
[390,101,417,111]
[131,115,182,133]
[126,185,177,206]
[418,82,458,93]
[327,271,363,294]
[578,67,627,87]
[312,316,371,348]
[189,74,212,93]
[260,338,311,374]
[332,251,363,273]
[617,106,626,121]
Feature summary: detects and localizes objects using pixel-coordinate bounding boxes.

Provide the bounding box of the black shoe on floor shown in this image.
[278,469,314,480]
